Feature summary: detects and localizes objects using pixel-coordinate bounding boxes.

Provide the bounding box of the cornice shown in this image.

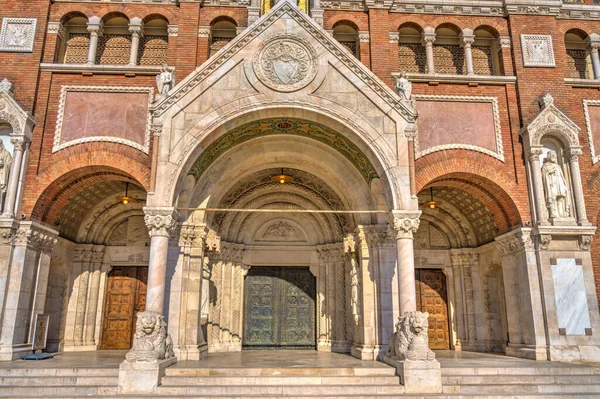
[398,73,516,86]
[40,64,162,76]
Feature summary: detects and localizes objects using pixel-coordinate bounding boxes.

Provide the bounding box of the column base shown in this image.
[549,345,600,363]
[351,343,375,360]
[331,340,352,353]
[118,357,177,394]
[0,343,33,361]
[177,343,208,361]
[384,356,442,394]
[505,343,548,360]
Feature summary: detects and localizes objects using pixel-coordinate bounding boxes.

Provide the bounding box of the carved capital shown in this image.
[167,25,178,37]
[203,229,221,252]
[568,148,583,162]
[459,29,475,47]
[421,28,436,45]
[198,26,211,39]
[219,242,245,263]
[537,234,552,250]
[495,229,533,256]
[10,137,26,152]
[497,36,511,49]
[15,223,57,253]
[358,31,370,43]
[389,32,399,44]
[0,226,14,245]
[86,18,104,36]
[128,25,144,37]
[528,147,543,163]
[179,224,202,247]
[389,210,421,239]
[143,207,178,237]
[47,22,65,39]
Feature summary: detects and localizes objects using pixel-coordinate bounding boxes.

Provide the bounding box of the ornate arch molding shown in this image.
[0,79,35,139]
[521,94,580,150]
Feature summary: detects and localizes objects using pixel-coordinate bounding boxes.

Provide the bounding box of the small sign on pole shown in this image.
[22,314,53,360]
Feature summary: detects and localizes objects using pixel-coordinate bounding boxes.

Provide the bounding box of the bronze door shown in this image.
[415,269,450,349]
[101,266,148,349]
[243,267,316,349]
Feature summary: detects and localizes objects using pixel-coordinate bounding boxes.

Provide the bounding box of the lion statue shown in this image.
[387,311,436,361]
[125,310,174,363]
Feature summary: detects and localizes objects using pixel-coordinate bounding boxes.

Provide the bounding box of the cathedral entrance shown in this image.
[243,267,316,349]
[100,266,148,350]
[415,269,450,349]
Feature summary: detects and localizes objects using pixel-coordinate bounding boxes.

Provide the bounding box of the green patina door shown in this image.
[243,266,316,349]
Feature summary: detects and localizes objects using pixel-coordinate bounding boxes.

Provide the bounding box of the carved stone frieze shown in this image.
[144,207,178,237]
[389,210,422,240]
[14,222,58,253]
[254,35,317,92]
[495,229,533,256]
[179,224,202,247]
[218,242,245,263]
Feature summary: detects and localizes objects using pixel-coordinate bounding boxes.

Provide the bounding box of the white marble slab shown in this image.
[551,258,591,335]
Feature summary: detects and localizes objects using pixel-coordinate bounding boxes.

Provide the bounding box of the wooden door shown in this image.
[415,269,450,349]
[243,267,316,349]
[101,266,148,349]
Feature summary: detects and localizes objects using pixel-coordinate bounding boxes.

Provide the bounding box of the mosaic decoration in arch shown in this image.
[188,118,379,184]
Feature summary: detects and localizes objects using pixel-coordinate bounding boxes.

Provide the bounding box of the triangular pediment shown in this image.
[521,95,581,148]
[152,0,415,124]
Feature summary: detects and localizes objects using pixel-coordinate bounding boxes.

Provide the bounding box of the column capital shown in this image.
[10,137,27,151]
[389,210,421,239]
[527,146,543,163]
[14,221,58,253]
[495,228,533,256]
[167,25,178,37]
[47,22,66,39]
[568,147,583,161]
[587,33,600,50]
[389,31,399,44]
[143,207,178,237]
[459,29,475,46]
[87,17,104,36]
[497,36,511,49]
[359,31,370,43]
[421,27,436,44]
[198,26,211,39]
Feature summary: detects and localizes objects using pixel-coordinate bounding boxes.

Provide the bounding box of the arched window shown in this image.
[472,27,499,76]
[398,24,426,73]
[139,17,168,65]
[434,24,465,75]
[96,15,131,65]
[565,30,592,79]
[333,23,359,58]
[60,14,89,64]
[210,19,237,58]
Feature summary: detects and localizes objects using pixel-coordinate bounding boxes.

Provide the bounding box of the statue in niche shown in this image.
[156,64,175,97]
[541,150,570,219]
[395,71,412,101]
[0,140,12,211]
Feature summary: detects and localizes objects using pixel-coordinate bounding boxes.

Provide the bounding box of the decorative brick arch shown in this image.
[141,11,176,25]
[471,19,508,35]
[326,15,368,31]
[391,16,427,32]
[559,21,596,36]
[201,9,247,27]
[416,153,526,233]
[52,4,96,21]
[98,6,137,21]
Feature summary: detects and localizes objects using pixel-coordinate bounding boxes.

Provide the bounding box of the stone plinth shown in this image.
[118,357,176,394]
[384,356,442,394]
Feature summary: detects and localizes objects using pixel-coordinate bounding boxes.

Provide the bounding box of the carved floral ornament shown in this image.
[143,207,179,237]
[389,211,422,239]
[254,35,317,92]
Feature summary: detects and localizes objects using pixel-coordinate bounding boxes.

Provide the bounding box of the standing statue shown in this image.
[395,71,412,101]
[541,150,570,219]
[156,64,175,97]
[0,141,12,212]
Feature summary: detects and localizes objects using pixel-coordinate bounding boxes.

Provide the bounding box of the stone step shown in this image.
[156,384,406,396]
[441,366,599,376]
[166,367,397,377]
[0,376,119,386]
[0,385,117,397]
[160,375,401,386]
[443,383,600,394]
[443,374,600,385]
[0,368,118,377]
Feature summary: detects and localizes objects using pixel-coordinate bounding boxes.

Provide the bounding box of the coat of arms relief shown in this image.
[255,35,317,92]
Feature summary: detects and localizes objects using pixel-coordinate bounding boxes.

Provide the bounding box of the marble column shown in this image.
[84,247,104,347]
[86,17,103,65]
[422,28,436,74]
[587,34,600,80]
[568,148,589,225]
[144,207,178,314]
[2,137,27,217]
[450,253,466,349]
[527,147,548,225]
[390,211,421,315]
[128,18,144,66]
[460,29,475,75]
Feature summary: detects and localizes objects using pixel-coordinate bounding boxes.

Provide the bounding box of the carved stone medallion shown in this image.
[254,35,317,92]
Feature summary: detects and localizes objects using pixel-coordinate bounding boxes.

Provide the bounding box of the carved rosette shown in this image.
[143,207,178,237]
[389,211,422,240]
[254,35,317,92]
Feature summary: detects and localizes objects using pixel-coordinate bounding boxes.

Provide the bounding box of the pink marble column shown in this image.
[144,207,178,314]
[390,211,421,315]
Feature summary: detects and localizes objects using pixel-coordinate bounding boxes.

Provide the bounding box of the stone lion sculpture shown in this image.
[125,310,174,363]
[387,311,436,361]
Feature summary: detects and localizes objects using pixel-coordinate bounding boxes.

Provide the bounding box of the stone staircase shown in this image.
[0,362,599,398]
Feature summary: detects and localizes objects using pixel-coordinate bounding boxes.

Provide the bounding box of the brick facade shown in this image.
[1,1,600,305]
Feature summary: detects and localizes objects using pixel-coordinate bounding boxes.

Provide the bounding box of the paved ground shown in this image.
[0,349,596,372]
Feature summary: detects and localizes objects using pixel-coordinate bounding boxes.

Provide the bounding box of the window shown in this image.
[96,15,131,65]
[61,15,89,64]
[398,24,426,73]
[210,20,237,57]
[434,25,465,75]
[333,23,359,58]
[139,17,168,66]
[565,30,592,79]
